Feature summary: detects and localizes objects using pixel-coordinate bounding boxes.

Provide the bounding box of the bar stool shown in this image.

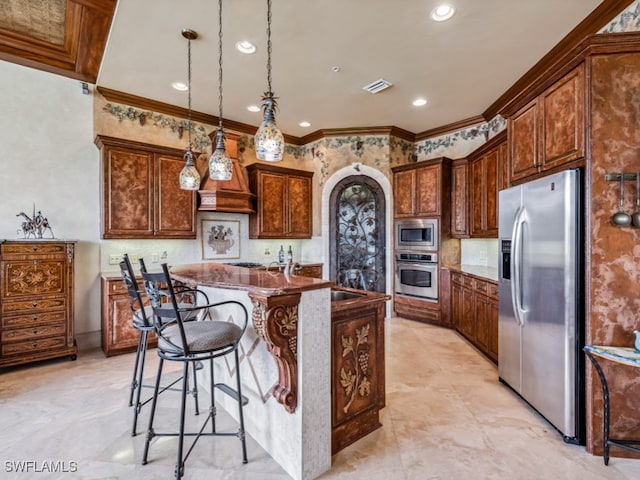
[119,254,200,436]
[140,262,248,479]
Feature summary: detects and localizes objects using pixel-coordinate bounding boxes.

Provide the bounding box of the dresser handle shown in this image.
[32,302,38,308]
[32,328,38,334]
[32,342,38,348]
[32,315,38,321]
[32,246,38,251]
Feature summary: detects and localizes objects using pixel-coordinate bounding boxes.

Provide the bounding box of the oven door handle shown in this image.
[396,262,437,268]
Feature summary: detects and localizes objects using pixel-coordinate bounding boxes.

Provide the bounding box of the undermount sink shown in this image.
[330,289,366,302]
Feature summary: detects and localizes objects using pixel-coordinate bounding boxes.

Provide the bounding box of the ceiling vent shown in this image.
[362,78,393,94]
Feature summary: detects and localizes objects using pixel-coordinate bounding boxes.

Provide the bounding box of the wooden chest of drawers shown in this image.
[0,240,77,367]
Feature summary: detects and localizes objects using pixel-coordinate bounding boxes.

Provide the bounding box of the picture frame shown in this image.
[201,219,240,260]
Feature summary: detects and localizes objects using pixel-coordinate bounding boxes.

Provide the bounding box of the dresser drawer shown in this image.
[451,272,463,284]
[2,323,66,342]
[2,260,66,298]
[463,275,474,288]
[488,282,498,299]
[1,297,66,314]
[2,336,66,356]
[1,243,67,257]
[2,310,67,328]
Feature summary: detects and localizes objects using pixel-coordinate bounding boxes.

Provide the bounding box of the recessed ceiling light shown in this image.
[299,121,311,128]
[330,66,341,73]
[247,105,261,112]
[236,40,256,54]
[431,4,455,22]
[413,98,428,107]
[172,81,188,91]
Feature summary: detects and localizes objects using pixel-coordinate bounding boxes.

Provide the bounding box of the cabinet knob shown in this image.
[32,315,38,321]
[32,328,38,334]
[32,302,38,308]
[32,343,38,348]
[32,246,38,251]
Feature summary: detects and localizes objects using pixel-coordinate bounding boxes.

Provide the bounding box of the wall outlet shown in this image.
[109,254,122,265]
[151,252,159,263]
[264,248,271,256]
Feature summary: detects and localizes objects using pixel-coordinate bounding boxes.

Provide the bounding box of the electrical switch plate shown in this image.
[109,254,122,265]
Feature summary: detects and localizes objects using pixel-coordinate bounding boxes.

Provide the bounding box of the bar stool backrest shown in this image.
[119,253,151,329]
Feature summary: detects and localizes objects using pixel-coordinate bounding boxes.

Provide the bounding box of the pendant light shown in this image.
[179,29,201,191]
[208,0,233,181]
[255,0,284,162]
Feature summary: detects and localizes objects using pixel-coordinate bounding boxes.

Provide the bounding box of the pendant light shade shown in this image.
[179,28,201,191]
[208,0,234,180]
[255,0,284,162]
[209,129,233,181]
[180,147,201,189]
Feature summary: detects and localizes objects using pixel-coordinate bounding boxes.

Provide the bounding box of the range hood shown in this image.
[198,132,255,213]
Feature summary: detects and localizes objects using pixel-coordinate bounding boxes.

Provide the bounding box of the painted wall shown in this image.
[0,61,100,346]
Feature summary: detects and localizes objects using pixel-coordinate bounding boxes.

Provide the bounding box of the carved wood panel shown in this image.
[2,260,65,298]
[451,160,468,237]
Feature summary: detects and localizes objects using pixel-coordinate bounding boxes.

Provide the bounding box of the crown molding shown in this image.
[415,116,486,141]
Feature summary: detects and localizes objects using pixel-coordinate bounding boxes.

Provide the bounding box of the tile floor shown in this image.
[1,318,639,479]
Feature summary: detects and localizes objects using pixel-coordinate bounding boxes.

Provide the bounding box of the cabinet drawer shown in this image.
[1,243,66,256]
[2,323,66,342]
[2,310,67,328]
[2,336,66,356]
[463,275,474,288]
[451,272,463,284]
[1,297,66,314]
[474,279,488,294]
[488,282,498,299]
[2,260,66,298]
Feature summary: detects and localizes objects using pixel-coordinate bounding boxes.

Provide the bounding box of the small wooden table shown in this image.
[583,345,640,465]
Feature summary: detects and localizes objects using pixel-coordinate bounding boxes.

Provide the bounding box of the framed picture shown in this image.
[201,219,240,260]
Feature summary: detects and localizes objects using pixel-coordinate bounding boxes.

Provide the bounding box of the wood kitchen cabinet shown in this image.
[392,158,452,218]
[246,163,313,239]
[451,159,469,238]
[450,270,498,364]
[468,131,506,238]
[95,135,197,239]
[101,275,156,357]
[0,240,77,367]
[508,64,585,184]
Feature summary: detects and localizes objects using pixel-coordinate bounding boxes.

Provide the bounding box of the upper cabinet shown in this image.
[508,64,585,184]
[468,131,506,238]
[246,163,313,239]
[450,159,469,238]
[95,136,196,239]
[392,158,452,219]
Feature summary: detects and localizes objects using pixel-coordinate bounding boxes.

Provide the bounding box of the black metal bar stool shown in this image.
[140,262,248,479]
[119,254,201,436]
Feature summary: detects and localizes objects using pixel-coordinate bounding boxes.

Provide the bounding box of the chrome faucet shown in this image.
[267,259,300,277]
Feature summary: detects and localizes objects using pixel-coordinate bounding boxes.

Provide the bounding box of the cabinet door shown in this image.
[258,171,287,237]
[451,160,468,237]
[393,170,415,217]
[540,65,584,170]
[484,148,499,235]
[415,164,441,216]
[474,294,490,354]
[155,153,196,238]
[103,147,154,238]
[460,286,475,342]
[288,174,312,237]
[509,99,539,183]
[451,281,463,330]
[469,157,484,236]
[488,299,499,364]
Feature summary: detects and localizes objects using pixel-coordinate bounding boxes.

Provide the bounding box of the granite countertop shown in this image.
[447,264,499,282]
[169,262,334,296]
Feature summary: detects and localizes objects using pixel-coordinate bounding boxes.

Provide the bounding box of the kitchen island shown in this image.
[169,263,335,480]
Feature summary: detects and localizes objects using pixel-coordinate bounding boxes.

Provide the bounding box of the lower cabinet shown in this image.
[101,275,156,357]
[451,271,498,364]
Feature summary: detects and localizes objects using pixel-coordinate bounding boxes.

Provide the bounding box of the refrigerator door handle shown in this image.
[511,206,527,326]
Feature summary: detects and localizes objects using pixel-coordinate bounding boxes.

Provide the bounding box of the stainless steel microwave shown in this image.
[395,218,438,251]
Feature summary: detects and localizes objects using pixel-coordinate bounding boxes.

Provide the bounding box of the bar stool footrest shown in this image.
[215,383,249,406]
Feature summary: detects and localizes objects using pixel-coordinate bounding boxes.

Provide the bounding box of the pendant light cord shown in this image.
[187,34,193,149]
[218,0,224,130]
[266,0,272,94]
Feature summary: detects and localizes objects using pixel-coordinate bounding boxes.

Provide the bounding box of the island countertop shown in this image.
[169,262,334,296]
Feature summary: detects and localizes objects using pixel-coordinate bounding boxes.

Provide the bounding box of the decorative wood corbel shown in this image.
[249,292,301,413]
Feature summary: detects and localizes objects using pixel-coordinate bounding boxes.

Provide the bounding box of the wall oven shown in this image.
[395,218,438,251]
[395,252,438,301]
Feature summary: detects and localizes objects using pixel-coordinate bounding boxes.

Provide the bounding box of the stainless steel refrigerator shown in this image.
[498,169,584,444]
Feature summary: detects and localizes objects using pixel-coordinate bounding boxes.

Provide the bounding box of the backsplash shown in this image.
[460,238,499,268]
